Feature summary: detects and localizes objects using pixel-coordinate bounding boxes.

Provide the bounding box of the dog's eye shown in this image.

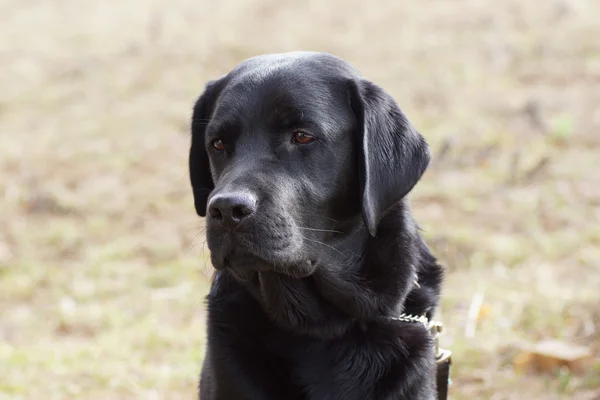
[211,139,225,151]
[292,131,316,144]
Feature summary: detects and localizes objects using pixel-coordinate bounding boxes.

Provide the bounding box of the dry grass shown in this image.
[1,0,599,398]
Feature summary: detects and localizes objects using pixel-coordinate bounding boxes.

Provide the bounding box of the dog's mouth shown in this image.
[285,259,318,278]
[220,252,317,279]
[208,222,319,279]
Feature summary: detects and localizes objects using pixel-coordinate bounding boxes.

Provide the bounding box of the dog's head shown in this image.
[190,52,430,280]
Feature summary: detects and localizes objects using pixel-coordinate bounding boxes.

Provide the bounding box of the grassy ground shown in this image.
[1,0,599,398]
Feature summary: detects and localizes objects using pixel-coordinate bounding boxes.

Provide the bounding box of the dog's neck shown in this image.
[231,202,426,339]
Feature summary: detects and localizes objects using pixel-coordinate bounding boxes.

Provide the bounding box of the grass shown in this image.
[1,0,599,398]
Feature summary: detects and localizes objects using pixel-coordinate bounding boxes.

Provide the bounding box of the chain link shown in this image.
[389,313,430,327]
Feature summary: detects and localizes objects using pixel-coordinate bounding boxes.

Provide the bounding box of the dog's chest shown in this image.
[262,326,402,399]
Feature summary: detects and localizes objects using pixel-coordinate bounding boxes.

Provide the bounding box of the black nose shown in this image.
[208,192,257,227]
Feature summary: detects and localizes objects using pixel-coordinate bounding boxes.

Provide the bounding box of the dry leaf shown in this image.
[514,339,594,374]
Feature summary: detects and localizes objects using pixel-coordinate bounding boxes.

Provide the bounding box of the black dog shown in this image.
[189,52,444,400]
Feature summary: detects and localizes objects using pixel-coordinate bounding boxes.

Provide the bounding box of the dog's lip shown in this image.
[285,259,318,278]
[219,253,317,278]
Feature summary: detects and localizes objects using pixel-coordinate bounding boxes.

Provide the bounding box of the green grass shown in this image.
[1,0,599,398]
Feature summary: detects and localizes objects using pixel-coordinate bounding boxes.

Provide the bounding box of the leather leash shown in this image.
[431,321,452,400]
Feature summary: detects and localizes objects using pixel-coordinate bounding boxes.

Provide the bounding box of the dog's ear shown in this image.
[189,80,221,217]
[349,79,431,236]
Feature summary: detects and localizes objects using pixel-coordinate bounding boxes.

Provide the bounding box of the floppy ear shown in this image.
[350,79,431,236]
[189,80,220,217]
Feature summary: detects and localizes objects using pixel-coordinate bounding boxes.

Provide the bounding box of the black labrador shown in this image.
[189,52,444,400]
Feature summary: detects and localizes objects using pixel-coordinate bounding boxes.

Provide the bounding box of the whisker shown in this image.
[186,229,208,255]
[337,244,364,260]
[301,236,345,256]
[297,226,343,234]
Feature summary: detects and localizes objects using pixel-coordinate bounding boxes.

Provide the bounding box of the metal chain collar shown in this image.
[389,313,445,360]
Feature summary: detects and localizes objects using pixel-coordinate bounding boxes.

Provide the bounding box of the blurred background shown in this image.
[1,0,599,399]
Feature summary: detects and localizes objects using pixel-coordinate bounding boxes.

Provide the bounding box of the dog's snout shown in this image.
[208,192,257,227]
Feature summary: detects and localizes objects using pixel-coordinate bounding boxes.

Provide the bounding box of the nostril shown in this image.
[231,204,253,221]
[208,206,223,219]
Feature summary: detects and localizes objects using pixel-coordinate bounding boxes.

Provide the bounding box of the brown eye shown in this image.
[292,131,316,144]
[212,139,225,151]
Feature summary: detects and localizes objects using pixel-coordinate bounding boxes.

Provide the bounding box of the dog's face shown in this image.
[190,52,431,280]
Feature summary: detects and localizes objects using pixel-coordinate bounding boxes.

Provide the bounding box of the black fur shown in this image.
[189,52,444,400]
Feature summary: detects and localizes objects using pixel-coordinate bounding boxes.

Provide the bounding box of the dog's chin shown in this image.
[213,251,317,280]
